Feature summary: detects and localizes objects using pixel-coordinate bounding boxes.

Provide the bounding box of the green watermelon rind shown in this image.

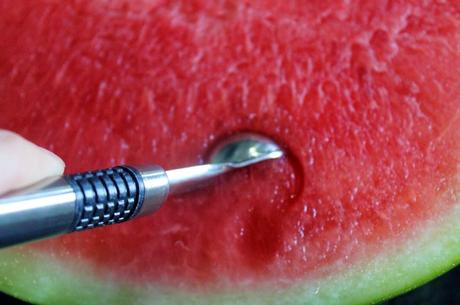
[0,201,460,305]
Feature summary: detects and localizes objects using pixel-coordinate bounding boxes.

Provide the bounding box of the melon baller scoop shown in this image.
[0,133,283,248]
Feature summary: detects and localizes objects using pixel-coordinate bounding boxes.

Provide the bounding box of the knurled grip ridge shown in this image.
[66,166,145,231]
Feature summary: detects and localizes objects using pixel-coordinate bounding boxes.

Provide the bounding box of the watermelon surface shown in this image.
[0,0,460,304]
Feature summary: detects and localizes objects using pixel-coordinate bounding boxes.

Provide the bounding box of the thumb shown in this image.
[0,130,65,195]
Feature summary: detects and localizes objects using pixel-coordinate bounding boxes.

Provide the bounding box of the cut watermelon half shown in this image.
[0,1,460,304]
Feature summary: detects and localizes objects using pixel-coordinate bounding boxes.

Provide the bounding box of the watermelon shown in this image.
[0,0,460,304]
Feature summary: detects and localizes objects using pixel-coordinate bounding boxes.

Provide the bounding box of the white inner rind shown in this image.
[0,198,459,305]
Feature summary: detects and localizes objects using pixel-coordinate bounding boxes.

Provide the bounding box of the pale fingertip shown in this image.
[0,130,66,194]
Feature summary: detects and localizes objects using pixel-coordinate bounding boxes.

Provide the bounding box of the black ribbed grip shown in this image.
[66,166,145,231]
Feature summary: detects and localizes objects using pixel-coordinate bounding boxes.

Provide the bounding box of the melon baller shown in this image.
[0,133,283,248]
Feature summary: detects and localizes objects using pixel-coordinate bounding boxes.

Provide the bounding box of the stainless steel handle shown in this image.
[0,165,169,248]
[0,177,76,247]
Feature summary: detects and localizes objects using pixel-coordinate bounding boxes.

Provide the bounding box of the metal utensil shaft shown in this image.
[0,132,284,249]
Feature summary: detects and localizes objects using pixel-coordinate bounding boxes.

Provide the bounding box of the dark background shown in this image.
[1,266,460,305]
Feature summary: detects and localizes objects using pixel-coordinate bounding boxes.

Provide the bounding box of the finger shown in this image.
[0,130,65,195]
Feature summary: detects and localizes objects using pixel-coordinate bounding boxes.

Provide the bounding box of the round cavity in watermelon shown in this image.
[0,1,459,304]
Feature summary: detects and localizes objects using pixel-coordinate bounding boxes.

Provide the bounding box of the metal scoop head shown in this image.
[166,133,284,194]
[208,133,284,168]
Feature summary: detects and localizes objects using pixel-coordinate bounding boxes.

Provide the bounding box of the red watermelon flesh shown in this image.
[0,0,460,301]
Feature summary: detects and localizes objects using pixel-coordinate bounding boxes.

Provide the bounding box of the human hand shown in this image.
[0,130,65,195]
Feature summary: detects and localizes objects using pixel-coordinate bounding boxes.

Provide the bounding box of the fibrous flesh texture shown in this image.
[0,1,459,304]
